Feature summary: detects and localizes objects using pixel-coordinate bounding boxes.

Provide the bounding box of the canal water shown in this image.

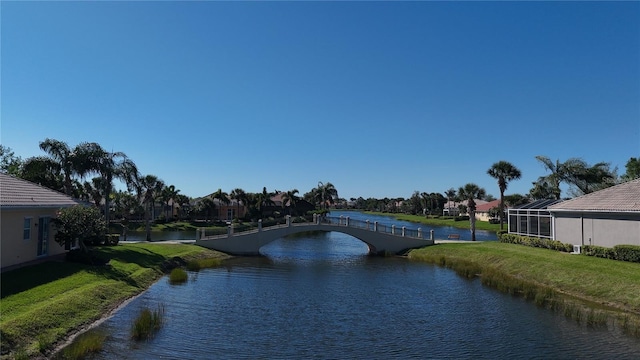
[88,231,639,359]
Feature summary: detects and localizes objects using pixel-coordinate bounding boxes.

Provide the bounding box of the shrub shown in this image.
[613,245,640,263]
[582,245,615,259]
[453,216,470,222]
[498,233,573,253]
[131,305,165,341]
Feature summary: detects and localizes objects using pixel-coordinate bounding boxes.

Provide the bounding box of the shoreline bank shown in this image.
[0,243,230,359]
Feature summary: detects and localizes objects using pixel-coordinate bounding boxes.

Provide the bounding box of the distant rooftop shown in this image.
[0,173,80,208]
[548,178,640,212]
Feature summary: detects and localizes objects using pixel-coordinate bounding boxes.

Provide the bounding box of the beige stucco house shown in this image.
[1,173,81,270]
[548,178,640,247]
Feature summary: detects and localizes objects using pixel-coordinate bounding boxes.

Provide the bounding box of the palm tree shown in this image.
[458,183,486,241]
[444,188,457,216]
[19,156,65,192]
[255,187,275,218]
[78,142,138,227]
[38,138,86,196]
[230,188,248,220]
[281,189,300,216]
[210,189,230,220]
[137,174,165,241]
[487,161,522,230]
[161,185,180,221]
[317,182,338,210]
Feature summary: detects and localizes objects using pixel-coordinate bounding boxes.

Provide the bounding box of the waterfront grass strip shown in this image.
[0,244,228,358]
[409,242,640,313]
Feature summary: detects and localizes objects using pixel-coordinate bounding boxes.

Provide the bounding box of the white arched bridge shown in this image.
[195,215,435,256]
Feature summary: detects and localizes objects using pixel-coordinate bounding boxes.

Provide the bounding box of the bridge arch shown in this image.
[195,220,434,256]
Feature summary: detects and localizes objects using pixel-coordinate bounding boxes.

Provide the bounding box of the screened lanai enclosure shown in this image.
[508,199,563,239]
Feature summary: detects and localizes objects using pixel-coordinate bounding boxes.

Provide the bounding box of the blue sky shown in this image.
[2,1,639,200]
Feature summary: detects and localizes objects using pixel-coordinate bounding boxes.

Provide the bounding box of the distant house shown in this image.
[442,199,488,217]
[548,179,640,247]
[1,173,81,270]
[475,199,503,222]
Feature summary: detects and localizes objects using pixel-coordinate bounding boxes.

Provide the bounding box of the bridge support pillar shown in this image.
[258,219,263,232]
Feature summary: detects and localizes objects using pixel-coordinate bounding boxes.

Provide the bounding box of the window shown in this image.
[23,217,32,240]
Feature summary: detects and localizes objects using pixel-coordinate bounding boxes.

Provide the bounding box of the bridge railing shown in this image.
[323,216,427,240]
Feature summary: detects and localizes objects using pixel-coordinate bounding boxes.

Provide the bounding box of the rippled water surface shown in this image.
[91,231,639,359]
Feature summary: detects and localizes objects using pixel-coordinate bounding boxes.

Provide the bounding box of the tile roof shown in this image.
[475,199,503,212]
[0,173,80,208]
[548,178,640,212]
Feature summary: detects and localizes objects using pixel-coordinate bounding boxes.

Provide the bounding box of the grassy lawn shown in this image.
[0,244,228,358]
[363,211,502,232]
[409,242,640,314]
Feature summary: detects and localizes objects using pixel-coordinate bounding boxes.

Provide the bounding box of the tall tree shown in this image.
[79,142,138,227]
[0,145,23,175]
[38,138,85,195]
[316,182,338,210]
[230,188,248,220]
[444,188,457,216]
[281,189,300,216]
[137,174,165,241]
[458,183,486,241]
[19,156,64,192]
[211,189,230,220]
[487,161,522,230]
[255,187,275,218]
[161,184,180,221]
[621,157,640,182]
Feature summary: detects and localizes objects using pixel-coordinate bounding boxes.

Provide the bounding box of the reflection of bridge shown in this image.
[195,215,435,256]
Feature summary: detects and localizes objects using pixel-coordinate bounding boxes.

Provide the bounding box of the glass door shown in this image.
[37,217,50,257]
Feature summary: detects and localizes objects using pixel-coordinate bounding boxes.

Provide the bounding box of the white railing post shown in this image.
[286,215,291,227]
[258,219,263,232]
[374,221,378,232]
[227,224,232,238]
[430,229,434,241]
[346,216,350,227]
[200,228,205,239]
[340,215,344,225]
[417,228,422,238]
[366,220,370,230]
[402,226,406,237]
[392,225,396,235]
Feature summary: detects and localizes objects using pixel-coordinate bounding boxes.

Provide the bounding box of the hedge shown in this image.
[499,233,640,263]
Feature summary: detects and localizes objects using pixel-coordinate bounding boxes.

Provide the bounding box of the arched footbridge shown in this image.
[195,215,435,256]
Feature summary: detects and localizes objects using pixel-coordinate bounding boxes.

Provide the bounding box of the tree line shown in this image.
[1,140,638,238]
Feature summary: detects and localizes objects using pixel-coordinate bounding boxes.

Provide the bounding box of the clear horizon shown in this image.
[2,2,639,200]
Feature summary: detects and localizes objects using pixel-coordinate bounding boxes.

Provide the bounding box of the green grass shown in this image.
[56,329,107,360]
[409,242,640,334]
[0,243,229,359]
[363,211,502,232]
[168,268,188,284]
[131,305,165,341]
